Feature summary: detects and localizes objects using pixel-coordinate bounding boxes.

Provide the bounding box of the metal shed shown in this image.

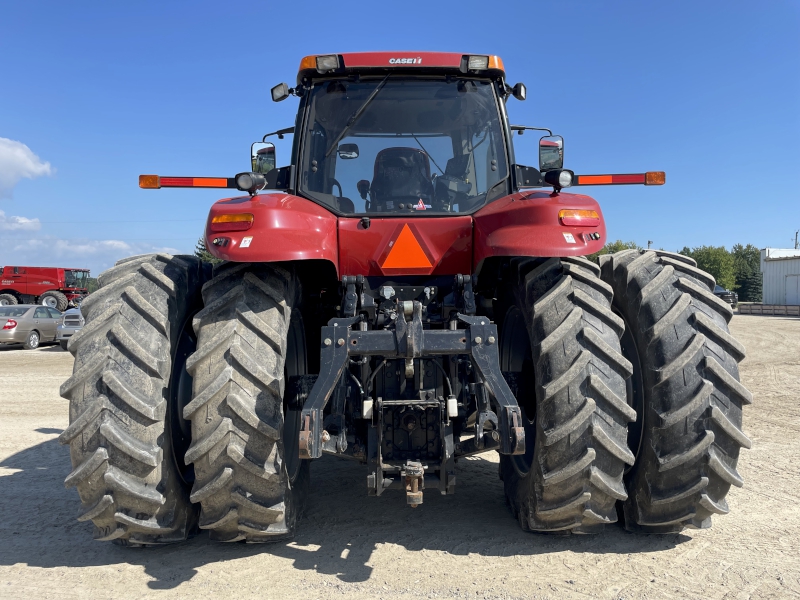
[761,248,800,305]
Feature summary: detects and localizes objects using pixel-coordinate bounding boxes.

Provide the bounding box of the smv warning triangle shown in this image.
[382,224,432,269]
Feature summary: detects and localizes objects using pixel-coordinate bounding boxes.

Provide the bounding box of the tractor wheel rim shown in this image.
[169,316,199,486]
[615,309,645,473]
[0,299,8,306]
[499,306,536,477]
[43,297,57,308]
[283,311,307,485]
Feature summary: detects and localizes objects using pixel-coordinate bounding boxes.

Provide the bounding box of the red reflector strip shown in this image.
[575,174,647,185]
[159,177,230,188]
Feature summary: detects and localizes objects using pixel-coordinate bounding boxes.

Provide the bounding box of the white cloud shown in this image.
[0,138,53,199]
[2,236,193,277]
[0,210,41,231]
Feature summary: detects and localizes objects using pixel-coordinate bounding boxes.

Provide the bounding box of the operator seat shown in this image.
[368,148,434,212]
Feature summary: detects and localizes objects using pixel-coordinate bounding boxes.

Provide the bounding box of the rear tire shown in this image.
[0,293,17,306]
[600,250,752,532]
[41,291,69,311]
[23,330,40,350]
[60,340,69,351]
[59,253,206,545]
[184,262,309,542]
[498,257,635,532]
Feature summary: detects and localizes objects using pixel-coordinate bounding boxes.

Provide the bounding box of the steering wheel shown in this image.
[331,178,343,199]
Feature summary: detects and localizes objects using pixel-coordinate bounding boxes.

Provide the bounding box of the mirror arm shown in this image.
[510,125,553,136]
[262,127,295,142]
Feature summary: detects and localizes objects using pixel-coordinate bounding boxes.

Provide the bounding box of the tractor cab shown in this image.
[267,53,533,215]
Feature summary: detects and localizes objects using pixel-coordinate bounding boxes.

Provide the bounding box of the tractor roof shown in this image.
[297,52,505,84]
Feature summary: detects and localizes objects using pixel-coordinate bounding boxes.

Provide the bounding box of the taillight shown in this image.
[3,319,17,330]
[559,209,600,227]
[209,213,254,233]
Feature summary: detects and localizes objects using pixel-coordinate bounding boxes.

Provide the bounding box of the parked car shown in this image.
[56,307,84,350]
[0,304,62,349]
[714,285,739,308]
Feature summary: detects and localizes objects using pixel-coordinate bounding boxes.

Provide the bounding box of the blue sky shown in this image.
[0,0,798,276]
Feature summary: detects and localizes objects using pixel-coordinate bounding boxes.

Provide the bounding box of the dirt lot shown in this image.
[0,316,798,599]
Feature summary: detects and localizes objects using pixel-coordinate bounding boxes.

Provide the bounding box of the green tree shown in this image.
[85,277,99,293]
[587,240,641,263]
[679,245,736,290]
[195,236,222,265]
[732,243,762,302]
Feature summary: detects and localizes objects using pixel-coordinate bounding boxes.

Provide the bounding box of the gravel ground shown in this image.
[0,315,798,599]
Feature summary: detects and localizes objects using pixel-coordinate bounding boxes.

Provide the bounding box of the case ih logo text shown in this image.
[389,57,421,65]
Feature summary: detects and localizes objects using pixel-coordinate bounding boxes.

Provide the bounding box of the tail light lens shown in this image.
[3,319,17,330]
[559,209,600,227]
[209,213,254,233]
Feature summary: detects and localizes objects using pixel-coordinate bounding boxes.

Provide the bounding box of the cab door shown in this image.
[9,267,26,293]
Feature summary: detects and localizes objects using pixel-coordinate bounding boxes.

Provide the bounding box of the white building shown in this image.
[761,248,800,305]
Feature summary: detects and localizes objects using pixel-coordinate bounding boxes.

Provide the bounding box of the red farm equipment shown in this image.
[60,52,751,545]
[0,265,89,310]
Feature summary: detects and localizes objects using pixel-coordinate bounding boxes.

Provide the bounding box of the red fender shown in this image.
[472,191,607,272]
[206,193,339,275]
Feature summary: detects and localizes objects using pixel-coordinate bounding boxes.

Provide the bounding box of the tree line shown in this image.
[589,241,762,302]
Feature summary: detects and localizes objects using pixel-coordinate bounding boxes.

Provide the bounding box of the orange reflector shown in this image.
[299,55,317,71]
[559,210,600,227]
[645,171,666,185]
[382,224,432,269]
[210,213,254,233]
[487,55,505,71]
[139,175,160,189]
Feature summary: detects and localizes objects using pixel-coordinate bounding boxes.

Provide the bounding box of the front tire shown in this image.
[184,262,309,542]
[498,257,635,532]
[59,253,206,544]
[600,250,752,532]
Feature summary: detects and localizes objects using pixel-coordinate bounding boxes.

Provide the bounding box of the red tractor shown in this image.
[0,265,89,310]
[61,52,751,546]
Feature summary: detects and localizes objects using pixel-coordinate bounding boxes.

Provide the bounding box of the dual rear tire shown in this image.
[499,251,750,533]
[61,255,307,545]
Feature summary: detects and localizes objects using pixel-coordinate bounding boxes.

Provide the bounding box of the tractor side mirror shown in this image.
[337,143,360,159]
[251,142,276,174]
[357,179,370,200]
[539,135,564,171]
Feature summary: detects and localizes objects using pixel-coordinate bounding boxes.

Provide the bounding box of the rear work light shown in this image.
[316,55,340,72]
[462,55,504,72]
[2,319,16,330]
[559,209,600,227]
[209,213,254,233]
[467,55,489,70]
